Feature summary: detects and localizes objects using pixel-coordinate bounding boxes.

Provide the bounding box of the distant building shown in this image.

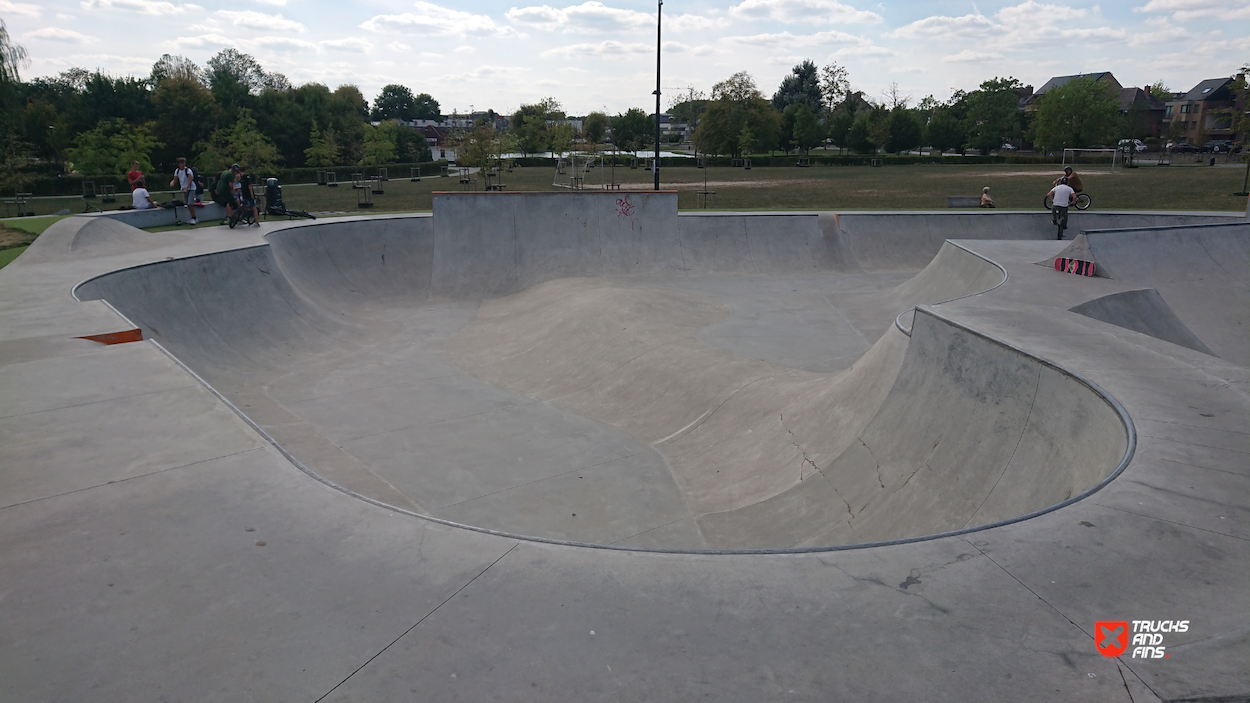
[1022,72,1122,110]
[1120,87,1168,139]
[1164,77,1238,145]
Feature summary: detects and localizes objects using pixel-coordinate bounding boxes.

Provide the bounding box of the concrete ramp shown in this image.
[1070,289,1216,356]
[72,195,1147,550]
[1060,223,1250,365]
[19,216,193,265]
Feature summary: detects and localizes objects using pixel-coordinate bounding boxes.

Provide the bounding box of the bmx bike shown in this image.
[1043,192,1091,210]
[228,201,257,229]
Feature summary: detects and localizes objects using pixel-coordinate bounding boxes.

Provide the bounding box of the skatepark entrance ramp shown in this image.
[73,193,1214,551]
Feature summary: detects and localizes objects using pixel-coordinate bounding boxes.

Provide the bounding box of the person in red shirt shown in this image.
[126,161,143,191]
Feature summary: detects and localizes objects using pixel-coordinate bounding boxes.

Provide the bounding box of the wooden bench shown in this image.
[946,196,981,208]
[5,192,32,217]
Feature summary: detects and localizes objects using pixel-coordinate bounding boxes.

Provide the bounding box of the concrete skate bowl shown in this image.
[73,192,1177,552]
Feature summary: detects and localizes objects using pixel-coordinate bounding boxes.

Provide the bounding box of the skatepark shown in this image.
[2,192,1247,700]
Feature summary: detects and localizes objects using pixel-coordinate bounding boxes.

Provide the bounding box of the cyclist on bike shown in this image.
[1048,177,1075,237]
[1052,166,1083,193]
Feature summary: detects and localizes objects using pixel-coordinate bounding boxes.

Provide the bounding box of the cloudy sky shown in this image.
[3,0,1246,115]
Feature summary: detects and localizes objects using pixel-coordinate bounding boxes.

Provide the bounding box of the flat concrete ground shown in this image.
[1,203,1247,702]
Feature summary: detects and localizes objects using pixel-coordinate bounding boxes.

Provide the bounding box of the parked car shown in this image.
[1118,138,1147,152]
[1167,142,1201,153]
[999,143,1018,151]
[1202,140,1233,152]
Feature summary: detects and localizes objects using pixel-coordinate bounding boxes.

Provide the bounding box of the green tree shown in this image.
[826,110,854,153]
[886,108,923,153]
[583,111,609,144]
[964,77,1023,153]
[459,122,501,169]
[924,107,966,152]
[0,19,30,138]
[359,123,397,165]
[772,59,821,113]
[304,120,340,167]
[610,107,652,152]
[791,103,825,154]
[152,75,220,168]
[195,107,280,173]
[150,54,202,86]
[692,71,780,157]
[70,118,163,175]
[205,49,268,115]
[411,93,440,120]
[1029,76,1122,151]
[371,84,416,121]
[510,103,547,156]
[819,62,850,114]
[846,113,874,154]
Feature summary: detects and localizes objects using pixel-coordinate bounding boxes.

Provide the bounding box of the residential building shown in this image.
[1120,87,1168,139]
[1022,72,1122,110]
[1164,77,1238,145]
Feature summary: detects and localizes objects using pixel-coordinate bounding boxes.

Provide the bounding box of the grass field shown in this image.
[0,215,67,269]
[275,162,1250,213]
[3,162,1247,222]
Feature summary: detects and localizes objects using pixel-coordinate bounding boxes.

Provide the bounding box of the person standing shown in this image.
[170,157,197,225]
[1048,177,1075,238]
[214,163,239,223]
[126,161,143,191]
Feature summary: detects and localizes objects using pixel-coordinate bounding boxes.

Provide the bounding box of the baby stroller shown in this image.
[264,178,316,220]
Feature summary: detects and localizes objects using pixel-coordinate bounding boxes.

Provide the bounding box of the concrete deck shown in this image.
[2,197,1247,701]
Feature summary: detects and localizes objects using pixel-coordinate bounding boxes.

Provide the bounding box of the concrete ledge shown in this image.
[89,202,227,228]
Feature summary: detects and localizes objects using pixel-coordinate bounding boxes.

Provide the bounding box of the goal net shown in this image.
[552,152,606,189]
[1062,148,1119,171]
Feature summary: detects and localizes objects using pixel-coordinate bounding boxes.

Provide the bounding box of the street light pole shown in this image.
[653,0,662,191]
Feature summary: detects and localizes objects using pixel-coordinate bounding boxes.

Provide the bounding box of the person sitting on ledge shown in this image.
[131,178,161,210]
[980,186,996,208]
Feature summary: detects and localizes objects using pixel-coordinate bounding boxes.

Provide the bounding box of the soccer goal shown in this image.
[552,152,605,190]
[1062,148,1119,172]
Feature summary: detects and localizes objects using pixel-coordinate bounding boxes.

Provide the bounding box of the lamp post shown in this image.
[653,0,662,191]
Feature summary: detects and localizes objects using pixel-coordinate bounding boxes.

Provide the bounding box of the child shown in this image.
[980,186,995,208]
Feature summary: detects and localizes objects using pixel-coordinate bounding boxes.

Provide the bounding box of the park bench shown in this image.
[4,192,32,217]
[946,196,981,208]
[795,158,810,167]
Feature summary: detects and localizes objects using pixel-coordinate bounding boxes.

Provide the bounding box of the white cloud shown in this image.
[217,10,305,32]
[726,29,866,47]
[831,44,893,58]
[454,45,476,53]
[361,2,520,38]
[252,36,317,52]
[321,37,372,52]
[541,40,650,58]
[886,1,1120,54]
[0,1,41,18]
[943,50,1004,63]
[887,13,995,39]
[80,0,201,16]
[386,41,412,52]
[506,2,653,33]
[666,14,732,31]
[24,27,94,43]
[161,34,234,49]
[1135,0,1250,21]
[727,0,882,25]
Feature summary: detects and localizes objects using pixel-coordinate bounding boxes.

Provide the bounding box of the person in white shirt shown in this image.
[131,178,161,209]
[169,156,197,224]
[1048,177,1075,237]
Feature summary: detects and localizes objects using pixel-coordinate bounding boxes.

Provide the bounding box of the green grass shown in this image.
[0,214,67,236]
[0,245,28,269]
[273,163,1249,213]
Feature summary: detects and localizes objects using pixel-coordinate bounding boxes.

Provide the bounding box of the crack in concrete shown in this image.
[780,412,855,531]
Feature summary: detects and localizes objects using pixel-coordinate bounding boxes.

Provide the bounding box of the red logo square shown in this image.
[1096,621,1130,657]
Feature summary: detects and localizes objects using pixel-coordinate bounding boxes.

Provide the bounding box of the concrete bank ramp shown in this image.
[19,215,192,265]
[1070,289,1216,356]
[1051,223,1250,365]
[73,195,1141,550]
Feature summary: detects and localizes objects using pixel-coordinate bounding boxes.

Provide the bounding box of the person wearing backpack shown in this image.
[170,157,197,225]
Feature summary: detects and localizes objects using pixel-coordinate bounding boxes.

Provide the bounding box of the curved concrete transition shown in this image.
[6,196,1249,702]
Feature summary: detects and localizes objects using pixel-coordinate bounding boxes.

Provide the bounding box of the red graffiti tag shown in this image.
[616,197,636,218]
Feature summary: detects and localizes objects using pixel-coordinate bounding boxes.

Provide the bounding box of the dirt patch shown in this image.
[943,170,1120,178]
[0,224,37,250]
[617,178,825,189]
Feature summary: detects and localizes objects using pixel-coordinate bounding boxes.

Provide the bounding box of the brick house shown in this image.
[1164,77,1237,146]
[1022,72,1122,110]
[1120,87,1168,139]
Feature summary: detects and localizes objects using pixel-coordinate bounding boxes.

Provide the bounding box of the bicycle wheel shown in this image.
[1042,194,1054,210]
[228,210,241,229]
[1075,193,1091,210]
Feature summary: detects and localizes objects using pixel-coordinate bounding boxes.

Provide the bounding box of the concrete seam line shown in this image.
[893,239,1010,337]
